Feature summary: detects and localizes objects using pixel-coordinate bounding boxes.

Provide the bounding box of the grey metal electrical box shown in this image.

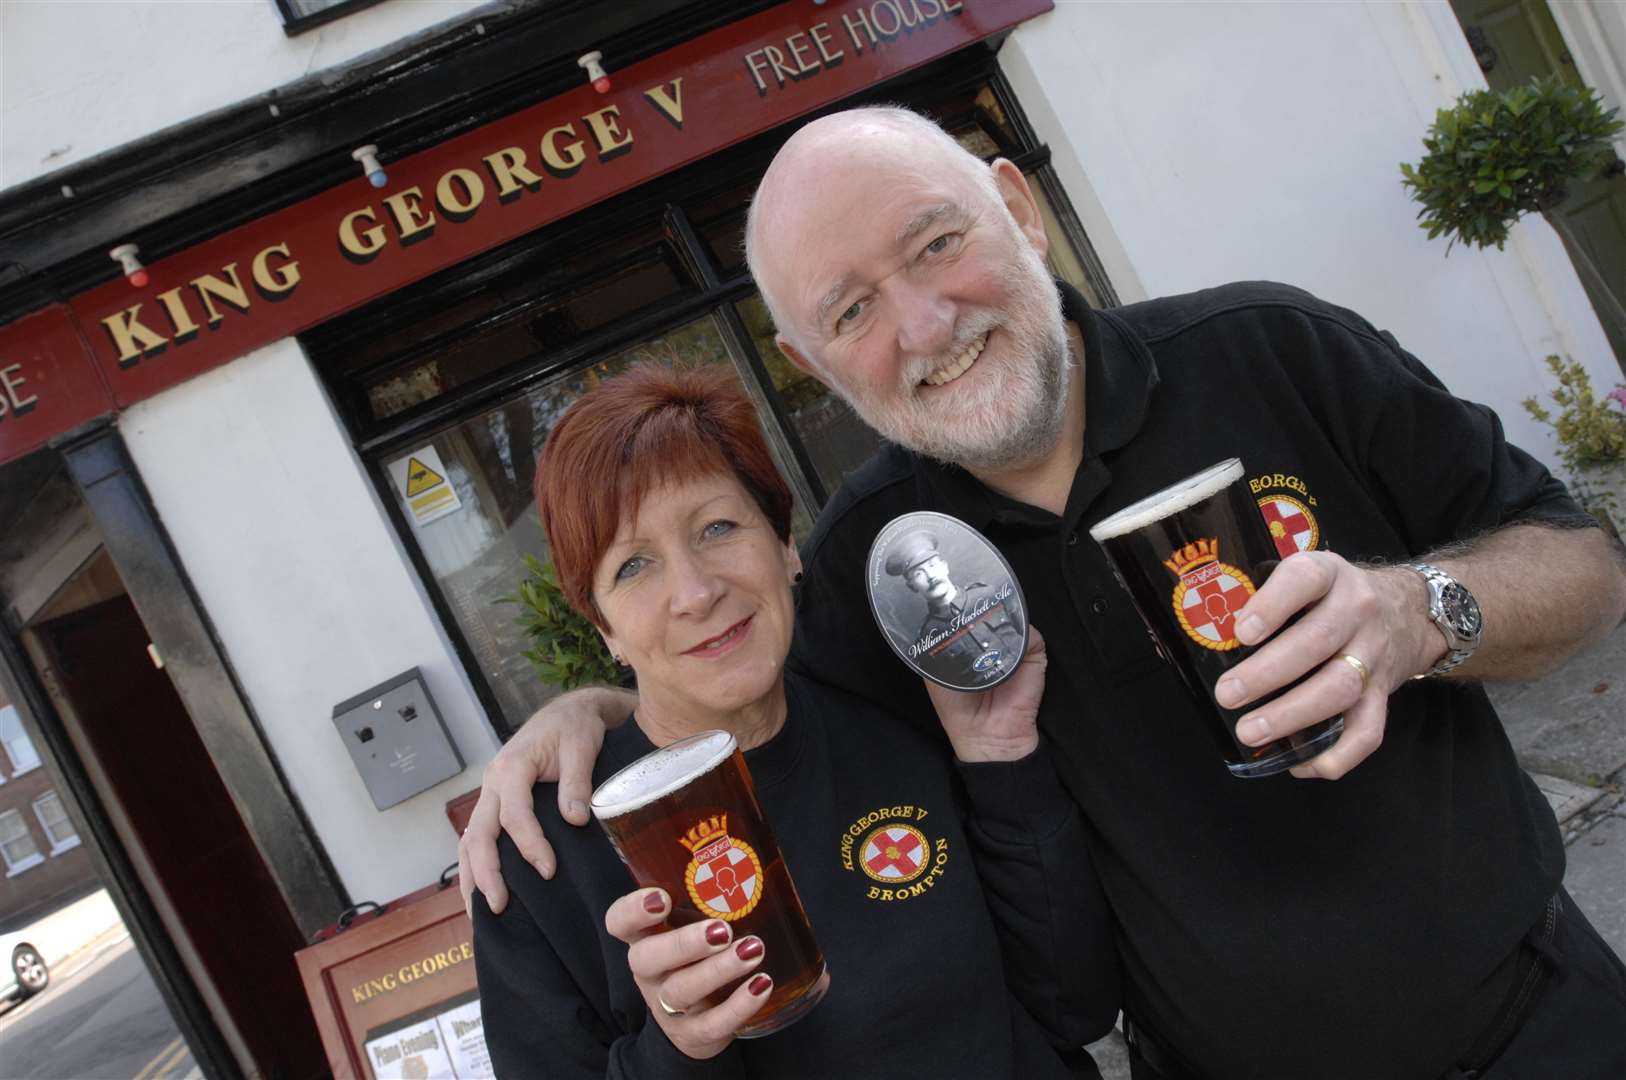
[332,667,465,810]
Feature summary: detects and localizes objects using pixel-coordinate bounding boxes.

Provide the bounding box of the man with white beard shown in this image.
[462,107,1626,1078]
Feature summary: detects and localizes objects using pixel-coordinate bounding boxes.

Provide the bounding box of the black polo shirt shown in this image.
[788,280,1587,1079]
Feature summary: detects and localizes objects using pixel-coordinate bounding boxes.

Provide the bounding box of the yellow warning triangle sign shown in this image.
[404,456,446,497]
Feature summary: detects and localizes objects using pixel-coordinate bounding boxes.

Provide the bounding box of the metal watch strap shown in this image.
[1407,562,1475,678]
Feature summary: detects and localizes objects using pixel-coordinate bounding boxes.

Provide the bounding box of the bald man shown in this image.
[465,108,1626,1078]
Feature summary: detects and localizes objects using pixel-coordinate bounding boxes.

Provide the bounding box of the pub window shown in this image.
[1,705,41,777]
[0,808,44,877]
[33,791,79,855]
[275,0,389,37]
[311,62,1112,737]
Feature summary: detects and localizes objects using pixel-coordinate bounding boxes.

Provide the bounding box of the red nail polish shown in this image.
[735,936,763,961]
[705,921,730,946]
[642,892,665,914]
[748,974,772,996]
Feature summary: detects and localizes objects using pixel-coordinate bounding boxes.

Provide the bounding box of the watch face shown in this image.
[1441,582,1482,640]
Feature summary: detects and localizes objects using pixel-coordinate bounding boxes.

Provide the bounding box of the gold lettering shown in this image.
[382,187,435,242]
[744,50,773,95]
[101,305,168,367]
[351,986,368,1005]
[435,168,486,219]
[784,32,818,74]
[642,79,685,128]
[842,8,876,50]
[459,941,473,961]
[582,106,633,159]
[154,288,200,340]
[338,207,388,261]
[763,44,798,87]
[540,123,587,175]
[482,147,542,199]
[871,1,904,36]
[0,363,38,417]
[867,886,881,899]
[251,243,301,295]
[810,22,844,65]
[190,264,251,327]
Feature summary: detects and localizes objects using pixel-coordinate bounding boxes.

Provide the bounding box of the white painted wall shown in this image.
[1004,1,1621,477]
[119,338,498,903]
[1,0,488,189]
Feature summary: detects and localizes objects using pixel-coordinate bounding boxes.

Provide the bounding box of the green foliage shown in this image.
[1400,77,1623,251]
[499,555,623,691]
[1521,356,1626,523]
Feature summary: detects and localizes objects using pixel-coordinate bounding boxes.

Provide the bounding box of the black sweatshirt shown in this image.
[473,672,1119,1079]
[789,281,1588,1079]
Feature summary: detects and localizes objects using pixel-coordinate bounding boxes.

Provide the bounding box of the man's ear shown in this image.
[990,158,1049,258]
[775,335,826,383]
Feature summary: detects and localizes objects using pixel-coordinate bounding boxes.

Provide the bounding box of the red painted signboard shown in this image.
[0,0,1050,467]
[0,307,114,465]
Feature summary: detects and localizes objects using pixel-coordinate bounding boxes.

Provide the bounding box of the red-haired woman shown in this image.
[471,364,1117,1078]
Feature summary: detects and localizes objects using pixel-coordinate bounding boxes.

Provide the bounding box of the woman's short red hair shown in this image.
[533,363,795,630]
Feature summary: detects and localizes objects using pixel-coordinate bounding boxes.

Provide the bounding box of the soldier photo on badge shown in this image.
[866,512,1027,692]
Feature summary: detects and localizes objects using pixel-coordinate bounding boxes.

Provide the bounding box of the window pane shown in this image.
[34,791,76,847]
[1,705,40,774]
[0,808,40,867]
[363,251,692,421]
[734,295,884,495]
[384,315,812,732]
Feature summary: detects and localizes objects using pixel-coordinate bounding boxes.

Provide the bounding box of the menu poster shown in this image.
[363,990,494,1080]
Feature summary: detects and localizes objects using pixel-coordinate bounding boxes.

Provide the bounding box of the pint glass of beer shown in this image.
[590,730,827,1036]
[1089,459,1345,778]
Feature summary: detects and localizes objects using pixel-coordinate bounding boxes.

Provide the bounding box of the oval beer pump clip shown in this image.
[866,511,1028,692]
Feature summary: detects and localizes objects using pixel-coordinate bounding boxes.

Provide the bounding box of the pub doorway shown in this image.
[0,448,327,1079]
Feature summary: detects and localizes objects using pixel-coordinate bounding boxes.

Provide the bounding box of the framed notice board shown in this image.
[295,881,493,1079]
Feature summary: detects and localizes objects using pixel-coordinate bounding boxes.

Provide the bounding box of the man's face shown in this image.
[762,144,1071,473]
[904,554,953,603]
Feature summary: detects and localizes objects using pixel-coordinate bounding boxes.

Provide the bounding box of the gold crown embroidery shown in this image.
[679,814,729,854]
[1164,538,1221,577]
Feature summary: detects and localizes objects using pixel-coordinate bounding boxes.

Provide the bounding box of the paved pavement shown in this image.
[0,929,196,1080]
[1086,619,1626,1077]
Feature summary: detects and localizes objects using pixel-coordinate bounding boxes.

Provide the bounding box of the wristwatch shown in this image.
[1404,562,1483,678]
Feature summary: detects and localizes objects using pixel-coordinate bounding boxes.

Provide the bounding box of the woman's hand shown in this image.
[924,626,1048,762]
[605,888,774,1060]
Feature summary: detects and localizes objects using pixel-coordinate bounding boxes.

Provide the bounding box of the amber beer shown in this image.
[590,730,827,1036]
[1089,459,1345,778]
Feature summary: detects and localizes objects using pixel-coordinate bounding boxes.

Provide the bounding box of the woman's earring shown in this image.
[792,571,804,585]
[613,654,625,666]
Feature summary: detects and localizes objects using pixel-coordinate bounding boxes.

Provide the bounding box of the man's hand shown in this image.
[1214,551,1439,781]
[457,686,636,917]
[924,627,1048,762]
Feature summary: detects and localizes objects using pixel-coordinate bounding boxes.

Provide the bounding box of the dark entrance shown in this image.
[27,584,323,1079]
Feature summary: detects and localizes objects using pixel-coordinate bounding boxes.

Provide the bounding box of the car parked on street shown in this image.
[0,924,49,1002]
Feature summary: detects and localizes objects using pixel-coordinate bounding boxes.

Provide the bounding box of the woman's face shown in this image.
[592,472,801,727]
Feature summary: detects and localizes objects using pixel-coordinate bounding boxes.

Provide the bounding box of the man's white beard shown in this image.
[831,239,1073,474]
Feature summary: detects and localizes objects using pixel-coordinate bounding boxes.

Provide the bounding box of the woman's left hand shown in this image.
[925,626,1047,762]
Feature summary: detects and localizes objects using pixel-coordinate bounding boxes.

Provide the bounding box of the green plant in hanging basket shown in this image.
[499,554,622,692]
[1400,76,1623,252]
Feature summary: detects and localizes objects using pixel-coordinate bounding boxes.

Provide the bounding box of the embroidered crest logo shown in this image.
[680,813,763,922]
[1164,538,1257,651]
[1256,493,1320,559]
[839,804,950,902]
[859,823,930,884]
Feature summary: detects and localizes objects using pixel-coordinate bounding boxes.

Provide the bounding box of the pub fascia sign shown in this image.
[0,0,1049,467]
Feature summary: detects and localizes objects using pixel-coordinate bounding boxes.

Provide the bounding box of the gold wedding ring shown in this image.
[1339,653,1372,691]
[657,992,686,1017]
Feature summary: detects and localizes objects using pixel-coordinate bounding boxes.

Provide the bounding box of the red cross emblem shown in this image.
[1172,561,1256,651]
[860,824,928,884]
[1256,494,1319,559]
[685,838,763,921]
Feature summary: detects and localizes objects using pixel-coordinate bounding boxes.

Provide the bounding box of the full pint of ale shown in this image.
[1089,459,1345,778]
[590,730,828,1036]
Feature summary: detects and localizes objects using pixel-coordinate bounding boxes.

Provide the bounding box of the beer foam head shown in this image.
[590,729,737,819]
[1088,459,1244,541]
